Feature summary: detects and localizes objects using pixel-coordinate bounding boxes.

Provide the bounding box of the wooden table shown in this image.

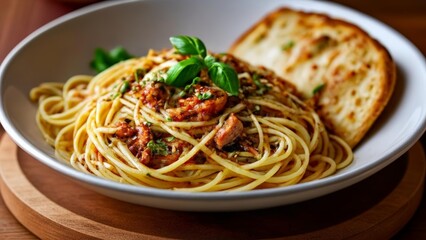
[0,0,425,239]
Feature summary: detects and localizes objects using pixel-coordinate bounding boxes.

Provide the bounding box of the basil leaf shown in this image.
[204,55,216,69]
[208,62,240,96]
[91,48,113,73]
[170,36,207,58]
[90,47,133,73]
[166,56,204,87]
[109,46,133,61]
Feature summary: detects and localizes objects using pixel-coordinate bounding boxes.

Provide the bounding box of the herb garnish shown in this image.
[166,56,204,87]
[281,40,295,51]
[312,83,325,95]
[252,74,270,95]
[134,68,146,82]
[177,77,201,97]
[170,35,207,58]
[119,81,130,94]
[208,62,239,96]
[196,92,213,100]
[147,139,169,156]
[90,46,133,73]
[165,136,175,142]
[166,35,240,96]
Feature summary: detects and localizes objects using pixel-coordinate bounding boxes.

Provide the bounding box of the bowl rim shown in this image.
[1,0,426,202]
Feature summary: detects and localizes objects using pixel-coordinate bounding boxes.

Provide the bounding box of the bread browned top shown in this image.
[229,8,396,148]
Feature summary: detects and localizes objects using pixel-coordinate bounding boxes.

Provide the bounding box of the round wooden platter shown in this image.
[0,134,425,240]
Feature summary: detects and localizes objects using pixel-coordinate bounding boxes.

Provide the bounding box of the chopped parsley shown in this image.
[134,68,146,82]
[144,70,167,83]
[119,81,130,94]
[110,80,130,99]
[147,140,169,156]
[165,136,175,142]
[252,74,270,95]
[312,84,325,95]
[178,77,201,97]
[281,40,295,51]
[196,91,213,100]
[110,92,120,100]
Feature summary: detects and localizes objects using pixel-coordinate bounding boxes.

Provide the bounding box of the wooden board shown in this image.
[0,134,424,239]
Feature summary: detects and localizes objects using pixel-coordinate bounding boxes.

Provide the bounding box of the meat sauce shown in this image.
[112,51,295,169]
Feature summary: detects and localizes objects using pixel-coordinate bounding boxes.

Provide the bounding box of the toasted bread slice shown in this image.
[229,8,396,148]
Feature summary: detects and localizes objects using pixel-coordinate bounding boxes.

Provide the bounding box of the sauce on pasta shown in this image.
[29,44,353,192]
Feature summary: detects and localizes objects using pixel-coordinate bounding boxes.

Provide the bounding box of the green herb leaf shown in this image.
[165,136,175,142]
[196,91,213,100]
[252,74,270,95]
[281,40,295,51]
[120,81,130,94]
[178,91,187,98]
[204,55,216,69]
[109,47,133,62]
[179,77,201,97]
[208,62,240,96]
[166,56,204,87]
[90,47,133,73]
[184,77,200,91]
[134,68,145,82]
[147,140,169,156]
[91,48,112,73]
[110,92,120,100]
[170,36,207,58]
[167,35,241,96]
[312,84,325,94]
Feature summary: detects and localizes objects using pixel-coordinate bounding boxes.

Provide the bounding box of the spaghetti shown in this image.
[30,47,353,192]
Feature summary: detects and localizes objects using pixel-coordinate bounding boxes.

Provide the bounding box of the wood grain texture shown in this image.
[0,0,78,61]
[0,134,424,239]
[334,0,426,56]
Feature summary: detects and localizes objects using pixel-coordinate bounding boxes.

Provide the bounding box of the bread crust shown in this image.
[229,8,396,148]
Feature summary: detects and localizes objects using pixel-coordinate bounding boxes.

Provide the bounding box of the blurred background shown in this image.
[1,0,425,143]
[0,0,425,61]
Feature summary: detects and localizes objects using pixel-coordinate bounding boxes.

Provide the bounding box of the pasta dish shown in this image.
[30,36,352,192]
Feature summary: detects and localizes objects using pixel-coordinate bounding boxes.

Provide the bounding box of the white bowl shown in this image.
[1,0,426,211]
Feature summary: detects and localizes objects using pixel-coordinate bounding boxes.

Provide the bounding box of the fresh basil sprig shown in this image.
[166,56,204,87]
[204,55,216,69]
[166,35,240,96]
[170,35,207,58]
[208,62,239,96]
